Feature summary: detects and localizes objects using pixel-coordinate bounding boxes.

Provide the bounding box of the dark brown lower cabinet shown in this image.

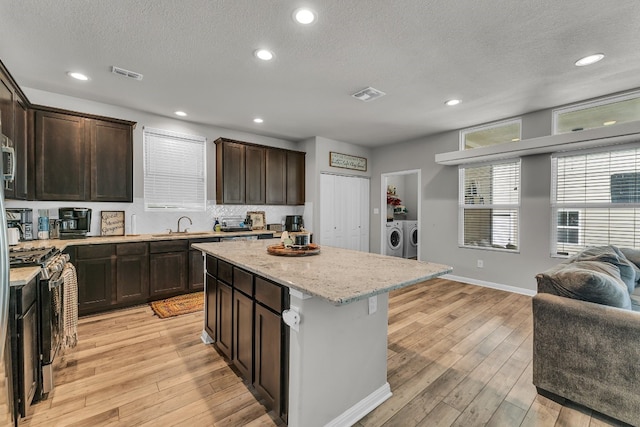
[254,303,282,414]
[189,249,205,291]
[116,243,149,303]
[149,252,187,297]
[204,254,287,421]
[75,245,115,315]
[216,280,233,360]
[205,272,217,341]
[232,290,253,380]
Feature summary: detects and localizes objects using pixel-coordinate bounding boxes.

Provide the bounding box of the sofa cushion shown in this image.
[536,260,632,310]
[570,246,637,294]
[619,247,640,286]
[631,294,640,312]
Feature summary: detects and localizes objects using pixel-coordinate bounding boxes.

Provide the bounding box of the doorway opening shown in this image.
[381,170,421,259]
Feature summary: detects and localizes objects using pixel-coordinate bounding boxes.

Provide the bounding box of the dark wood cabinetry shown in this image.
[0,62,30,200]
[115,243,149,303]
[34,111,87,201]
[203,254,288,420]
[287,151,306,205]
[34,108,134,202]
[216,280,233,360]
[90,120,133,202]
[266,149,287,205]
[149,240,188,298]
[215,137,305,205]
[9,276,39,419]
[216,141,245,204]
[245,145,266,204]
[75,244,115,314]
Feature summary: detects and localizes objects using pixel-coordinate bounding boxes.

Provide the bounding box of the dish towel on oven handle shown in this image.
[62,263,78,349]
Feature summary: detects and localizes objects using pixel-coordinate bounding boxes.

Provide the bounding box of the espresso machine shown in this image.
[59,207,92,239]
[6,208,34,241]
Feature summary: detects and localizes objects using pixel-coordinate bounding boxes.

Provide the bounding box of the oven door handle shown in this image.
[49,274,65,290]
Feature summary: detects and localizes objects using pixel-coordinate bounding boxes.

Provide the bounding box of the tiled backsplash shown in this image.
[5,198,304,237]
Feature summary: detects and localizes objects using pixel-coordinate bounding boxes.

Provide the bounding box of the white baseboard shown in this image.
[200,330,214,344]
[324,382,392,427]
[442,274,536,296]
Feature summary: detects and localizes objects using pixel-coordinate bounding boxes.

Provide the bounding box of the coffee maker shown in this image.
[285,215,304,232]
[59,207,92,239]
[6,208,34,241]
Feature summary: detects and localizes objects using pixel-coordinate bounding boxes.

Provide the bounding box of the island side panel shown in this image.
[287,292,391,427]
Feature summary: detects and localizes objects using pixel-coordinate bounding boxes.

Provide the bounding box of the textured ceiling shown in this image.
[1,0,639,147]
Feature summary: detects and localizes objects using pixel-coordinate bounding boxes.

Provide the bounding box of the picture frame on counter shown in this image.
[329,151,367,172]
[100,210,125,236]
[247,211,266,230]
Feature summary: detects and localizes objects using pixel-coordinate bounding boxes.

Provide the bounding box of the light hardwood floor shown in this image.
[22,279,629,427]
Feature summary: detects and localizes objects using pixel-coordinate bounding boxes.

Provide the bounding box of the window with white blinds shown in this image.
[552,144,640,256]
[459,159,520,251]
[143,127,206,211]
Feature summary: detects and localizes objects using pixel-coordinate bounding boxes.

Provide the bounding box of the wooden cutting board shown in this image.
[267,243,320,256]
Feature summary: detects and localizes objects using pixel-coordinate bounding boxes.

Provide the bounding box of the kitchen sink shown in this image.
[151,231,212,237]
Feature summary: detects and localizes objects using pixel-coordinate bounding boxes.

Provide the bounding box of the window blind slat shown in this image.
[143,127,206,211]
[552,145,640,255]
[459,159,520,251]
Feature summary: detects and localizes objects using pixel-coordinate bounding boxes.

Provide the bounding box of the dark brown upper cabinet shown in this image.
[215,137,305,205]
[33,107,135,202]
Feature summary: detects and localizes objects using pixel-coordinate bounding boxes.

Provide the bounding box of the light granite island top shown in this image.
[192,240,451,305]
[194,240,452,427]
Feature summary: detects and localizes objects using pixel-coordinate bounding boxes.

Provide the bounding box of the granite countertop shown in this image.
[8,229,275,286]
[10,229,275,252]
[192,240,452,306]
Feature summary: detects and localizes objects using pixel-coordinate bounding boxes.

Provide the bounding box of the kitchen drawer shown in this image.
[255,277,284,313]
[116,242,148,256]
[190,237,221,245]
[218,260,233,284]
[233,267,253,296]
[149,240,189,254]
[206,255,218,277]
[76,244,115,259]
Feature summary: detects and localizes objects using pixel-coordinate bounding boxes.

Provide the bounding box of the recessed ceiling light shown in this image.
[67,71,89,81]
[175,111,187,117]
[603,120,617,126]
[253,118,264,124]
[255,49,274,61]
[445,99,461,106]
[293,8,316,24]
[575,53,604,67]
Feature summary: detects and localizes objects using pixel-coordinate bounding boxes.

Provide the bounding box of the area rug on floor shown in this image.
[150,292,204,319]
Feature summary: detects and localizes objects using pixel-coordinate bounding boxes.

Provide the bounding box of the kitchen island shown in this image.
[194,240,451,427]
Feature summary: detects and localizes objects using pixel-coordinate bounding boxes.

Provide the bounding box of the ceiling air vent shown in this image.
[111,66,143,81]
[351,86,386,102]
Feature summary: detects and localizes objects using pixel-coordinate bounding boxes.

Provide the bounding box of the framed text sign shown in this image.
[329,152,367,172]
[100,211,125,236]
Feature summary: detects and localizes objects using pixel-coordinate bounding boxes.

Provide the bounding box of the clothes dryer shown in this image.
[401,220,418,259]
[385,221,403,257]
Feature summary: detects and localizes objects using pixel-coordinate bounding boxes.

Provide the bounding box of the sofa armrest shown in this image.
[532,293,640,425]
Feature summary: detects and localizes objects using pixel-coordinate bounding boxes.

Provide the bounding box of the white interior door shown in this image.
[320,173,369,251]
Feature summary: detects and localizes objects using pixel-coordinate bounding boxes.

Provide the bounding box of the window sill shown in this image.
[435,121,640,166]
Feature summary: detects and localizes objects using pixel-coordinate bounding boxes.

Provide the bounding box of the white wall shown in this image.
[10,88,305,235]
[370,109,561,294]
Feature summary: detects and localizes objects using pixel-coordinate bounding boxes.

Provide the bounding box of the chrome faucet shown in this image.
[177,216,192,233]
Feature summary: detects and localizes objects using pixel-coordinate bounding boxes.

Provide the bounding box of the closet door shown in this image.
[320,174,337,247]
[320,174,369,251]
[358,177,370,252]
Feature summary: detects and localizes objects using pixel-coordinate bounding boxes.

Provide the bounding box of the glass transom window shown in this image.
[460,119,522,150]
[553,90,640,135]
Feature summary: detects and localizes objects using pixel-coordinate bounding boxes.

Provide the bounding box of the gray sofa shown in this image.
[532,246,640,426]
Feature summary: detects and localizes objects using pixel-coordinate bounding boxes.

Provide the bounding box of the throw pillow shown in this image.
[570,245,636,294]
[535,260,632,310]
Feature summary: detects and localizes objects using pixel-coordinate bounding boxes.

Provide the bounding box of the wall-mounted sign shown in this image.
[100,211,125,236]
[329,152,367,172]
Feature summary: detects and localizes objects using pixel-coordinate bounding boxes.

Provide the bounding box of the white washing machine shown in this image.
[385,221,404,257]
[401,220,418,259]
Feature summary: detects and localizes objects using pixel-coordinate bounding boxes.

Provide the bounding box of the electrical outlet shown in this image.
[373,208,380,214]
[477,259,484,268]
[368,296,377,314]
